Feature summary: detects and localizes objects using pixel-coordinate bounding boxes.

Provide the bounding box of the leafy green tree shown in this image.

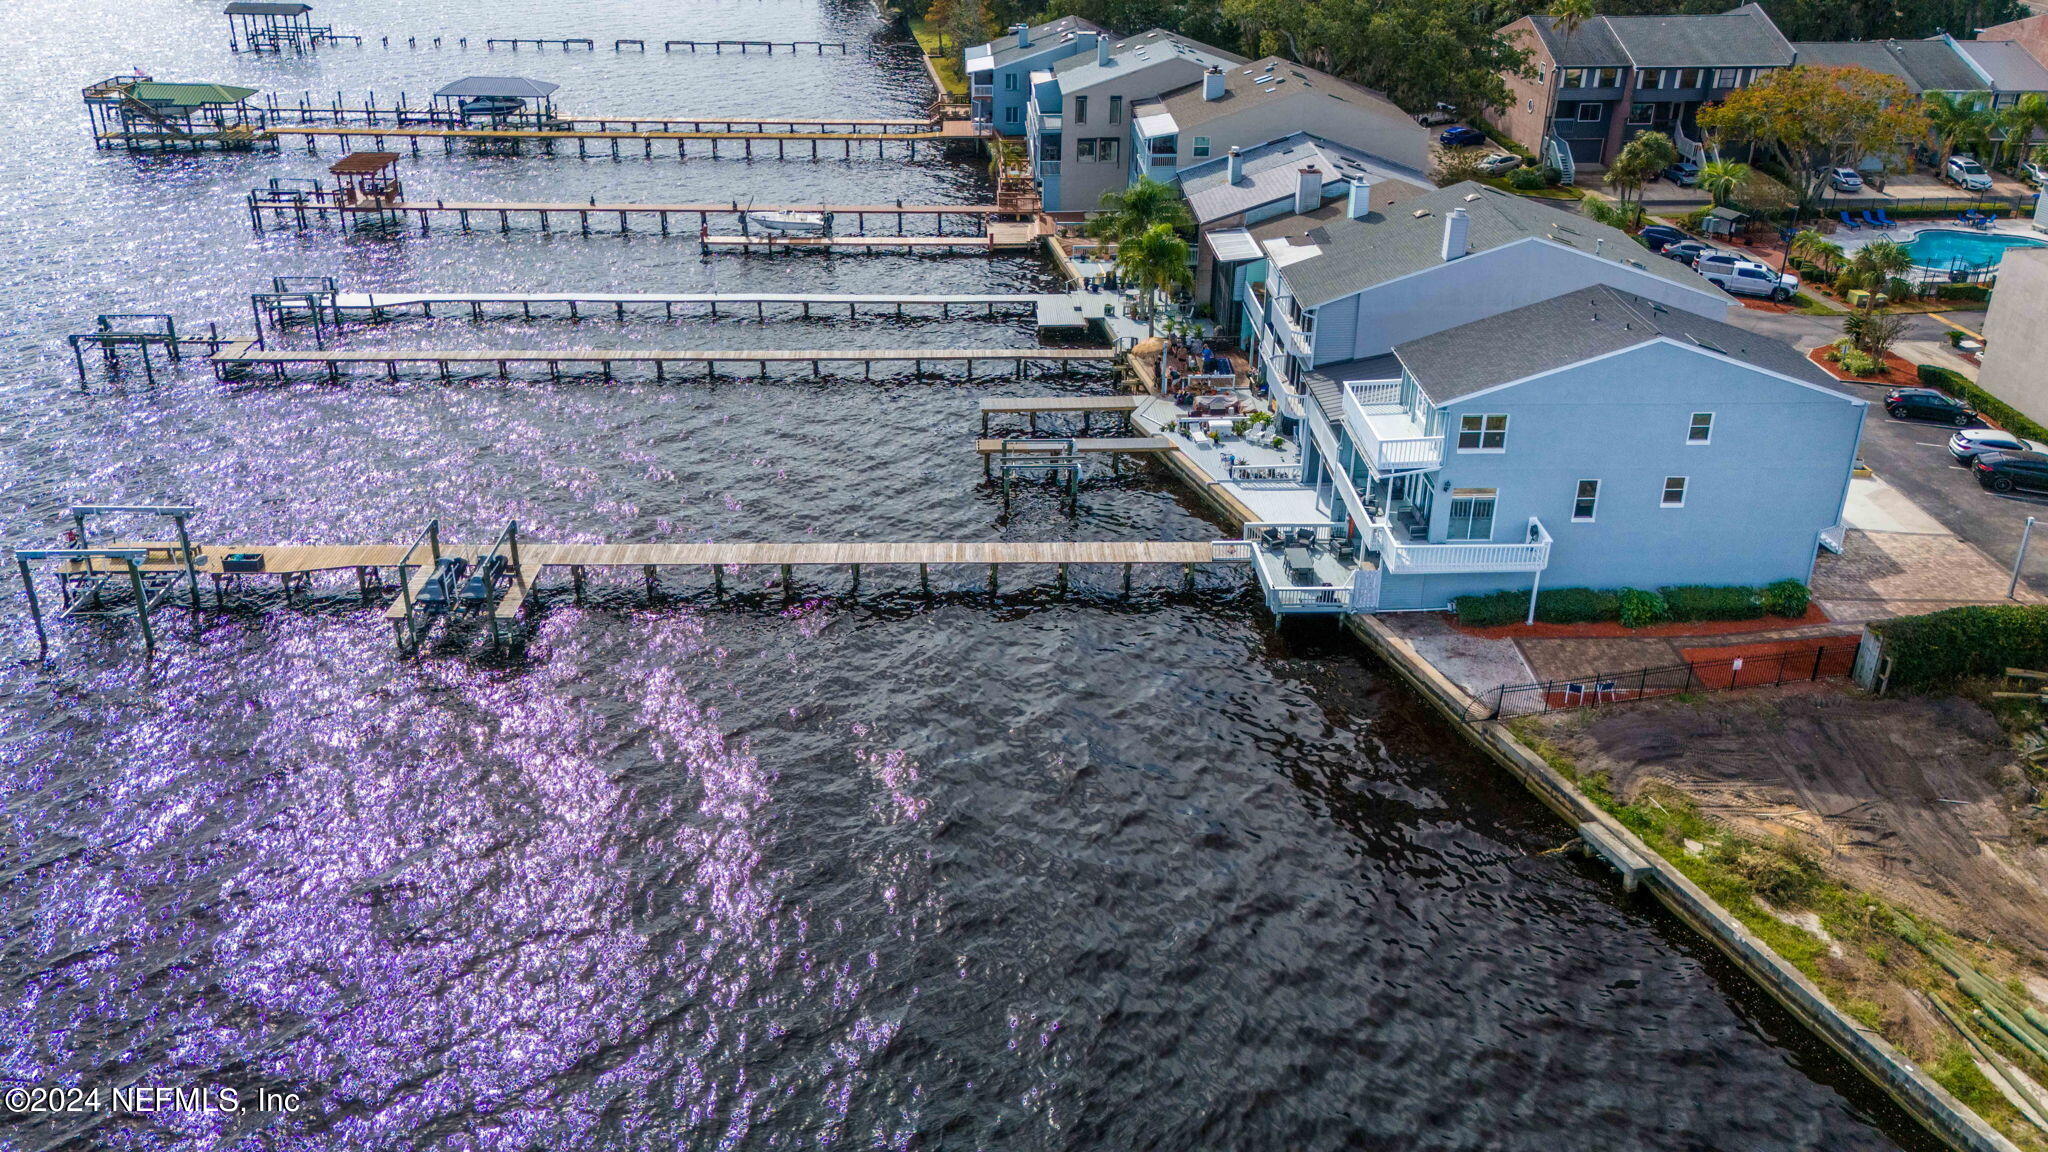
[1430,145,1487,187]
[1850,238,1912,283]
[1115,222,1194,335]
[1788,228,1844,273]
[1087,175,1193,243]
[1548,0,1596,36]
[1998,93,2048,165]
[1219,0,1531,115]
[1605,130,1675,211]
[1698,157,1750,206]
[1924,90,1997,161]
[1698,65,1928,221]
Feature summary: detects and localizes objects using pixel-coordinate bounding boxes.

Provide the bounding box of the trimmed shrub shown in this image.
[1661,584,1765,621]
[1834,344,1884,377]
[1536,586,1621,623]
[1919,364,2048,444]
[1507,166,1547,191]
[1947,329,1967,347]
[1935,283,1991,303]
[1760,579,1810,618]
[1454,590,1526,627]
[1619,587,1670,629]
[1874,604,2048,691]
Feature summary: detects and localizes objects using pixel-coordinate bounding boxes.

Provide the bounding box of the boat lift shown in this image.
[13,505,206,656]
[992,438,1082,517]
[389,519,522,653]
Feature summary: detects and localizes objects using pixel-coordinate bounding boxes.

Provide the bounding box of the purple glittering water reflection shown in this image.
[0,1,1943,1149]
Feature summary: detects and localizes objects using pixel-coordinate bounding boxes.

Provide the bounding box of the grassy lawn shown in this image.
[908,17,968,97]
[1478,175,1583,201]
[1790,292,1845,316]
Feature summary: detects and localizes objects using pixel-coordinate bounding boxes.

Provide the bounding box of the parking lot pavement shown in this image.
[1720,308,2048,597]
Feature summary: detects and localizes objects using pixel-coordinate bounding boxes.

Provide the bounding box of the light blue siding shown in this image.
[1426,339,1862,591]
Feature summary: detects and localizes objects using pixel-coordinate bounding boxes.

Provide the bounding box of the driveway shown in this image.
[1722,308,2048,597]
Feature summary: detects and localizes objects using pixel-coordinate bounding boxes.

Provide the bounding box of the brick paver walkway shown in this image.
[1812,528,2045,622]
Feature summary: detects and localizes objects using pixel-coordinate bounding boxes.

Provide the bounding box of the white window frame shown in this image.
[1687,412,1713,444]
[1456,413,1508,452]
[1572,479,1599,522]
[1638,69,1664,90]
[1561,68,1586,89]
[1627,102,1655,125]
[1575,102,1601,122]
[1191,135,1210,158]
[1713,68,1739,88]
[1661,476,1688,507]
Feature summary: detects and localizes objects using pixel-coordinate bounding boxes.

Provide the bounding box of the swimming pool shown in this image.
[1904,227,2048,268]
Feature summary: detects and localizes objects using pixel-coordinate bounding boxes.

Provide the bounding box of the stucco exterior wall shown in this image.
[1977,247,2048,429]
[1054,58,1214,211]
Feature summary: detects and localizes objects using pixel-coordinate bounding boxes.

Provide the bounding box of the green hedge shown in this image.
[1454,582,1806,627]
[1918,364,2048,444]
[1874,605,2048,691]
[1662,584,1766,621]
[1935,283,1991,303]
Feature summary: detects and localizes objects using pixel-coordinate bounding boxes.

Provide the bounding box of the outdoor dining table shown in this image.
[1283,545,1315,578]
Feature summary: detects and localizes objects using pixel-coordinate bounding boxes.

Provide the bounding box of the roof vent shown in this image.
[1412,208,1432,218]
[1463,193,1483,202]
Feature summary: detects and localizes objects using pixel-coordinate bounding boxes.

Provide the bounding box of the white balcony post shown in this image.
[1525,565,1542,625]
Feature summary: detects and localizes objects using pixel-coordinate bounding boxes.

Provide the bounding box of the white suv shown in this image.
[1946,155,1994,191]
[1694,254,1799,301]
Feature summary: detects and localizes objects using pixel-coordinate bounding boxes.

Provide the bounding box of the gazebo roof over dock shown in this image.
[328,151,401,175]
[129,82,259,108]
[433,76,560,100]
[223,2,312,14]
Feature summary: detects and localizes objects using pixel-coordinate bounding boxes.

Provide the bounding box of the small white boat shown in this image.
[746,211,828,235]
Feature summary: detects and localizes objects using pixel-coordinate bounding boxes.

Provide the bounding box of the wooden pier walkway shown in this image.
[262,122,979,159]
[973,437,1172,455]
[700,227,1036,252]
[208,343,1118,382]
[300,291,1100,330]
[250,194,1006,235]
[978,395,1140,434]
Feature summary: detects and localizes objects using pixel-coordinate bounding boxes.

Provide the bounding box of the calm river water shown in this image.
[0,2,1940,1149]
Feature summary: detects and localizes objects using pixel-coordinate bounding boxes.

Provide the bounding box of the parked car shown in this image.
[1945,154,1994,192]
[1661,240,1717,266]
[1694,253,1798,300]
[1637,224,1688,251]
[1974,450,2048,493]
[2020,160,2048,188]
[1828,167,1864,192]
[1417,102,1459,126]
[1439,125,1487,148]
[1477,152,1523,176]
[1950,427,2048,464]
[1661,160,1701,187]
[1886,386,1977,426]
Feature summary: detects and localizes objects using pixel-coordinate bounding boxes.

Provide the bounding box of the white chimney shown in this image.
[1440,207,1470,261]
[1295,165,1321,214]
[1097,35,1112,66]
[1014,23,1030,49]
[1202,65,1226,100]
[1226,146,1243,183]
[1347,175,1373,219]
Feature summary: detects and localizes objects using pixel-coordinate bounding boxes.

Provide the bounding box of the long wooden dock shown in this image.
[973,437,1172,455]
[248,193,1009,236]
[208,343,1118,382]
[699,228,1036,252]
[263,122,980,159]
[298,291,1099,330]
[979,395,1140,434]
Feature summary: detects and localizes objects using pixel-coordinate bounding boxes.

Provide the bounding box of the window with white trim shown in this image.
[1573,479,1599,521]
[1688,412,1713,443]
[1713,68,1739,88]
[1661,476,1688,507]
[1575,102,1602,121]
[1447,489,1498,541]
[1191,135,1210,158]
[1456,414,1508,451]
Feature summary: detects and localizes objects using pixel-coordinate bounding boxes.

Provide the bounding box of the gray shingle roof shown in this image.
[1531,3,1792,68]
[1051,27,1245,89]
[1145,55,1413,133]
[1178,132,1428,224]
[1394,285,1839,404]
[1263,182,1726,309]
[1953,40,2048,93]
[976,16,1107,69]
[1792,38,1990,93]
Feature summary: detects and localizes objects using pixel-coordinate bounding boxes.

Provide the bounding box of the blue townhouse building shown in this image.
[963,16,1107,135]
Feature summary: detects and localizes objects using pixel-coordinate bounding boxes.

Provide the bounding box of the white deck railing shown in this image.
[1341,378,1442,476]
[1372,516,1550,574]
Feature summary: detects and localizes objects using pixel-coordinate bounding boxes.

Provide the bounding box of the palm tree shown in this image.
[1549,0,1596,36]
[1698,158,1750,207]
[1788,228,1844,274]
[1999,93,2048,165]
[1086,176,1192,245]
[1849,238,1912,296]
[1115,222,1194,336]
[1924,90,1998,161]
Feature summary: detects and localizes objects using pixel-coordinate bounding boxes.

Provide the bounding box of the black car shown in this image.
[1974,450,2048,494]
[1884,387,1976,426]
[1637,224,1687,251]
[1662,240,1716,266]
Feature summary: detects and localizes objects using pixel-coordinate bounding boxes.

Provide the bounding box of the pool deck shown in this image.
[1833,217,2047,264]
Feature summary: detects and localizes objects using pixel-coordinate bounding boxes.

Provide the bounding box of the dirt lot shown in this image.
[1531,681,2048,963]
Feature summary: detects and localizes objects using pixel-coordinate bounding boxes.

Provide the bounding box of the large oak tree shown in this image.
[1697,65,1929,221]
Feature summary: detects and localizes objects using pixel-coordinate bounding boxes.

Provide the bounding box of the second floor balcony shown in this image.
[1370,515,1551,575]
[1340,379,1441,477]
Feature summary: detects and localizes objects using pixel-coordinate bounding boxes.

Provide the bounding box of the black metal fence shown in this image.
[1485,641,1861,719]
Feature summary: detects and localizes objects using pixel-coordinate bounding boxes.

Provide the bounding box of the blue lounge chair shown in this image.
[1839,210,1862,230]
[1861,209,1885,229]
[1874,207,1898,228]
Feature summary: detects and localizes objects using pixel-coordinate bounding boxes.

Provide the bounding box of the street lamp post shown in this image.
[2011,516,2037,600]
